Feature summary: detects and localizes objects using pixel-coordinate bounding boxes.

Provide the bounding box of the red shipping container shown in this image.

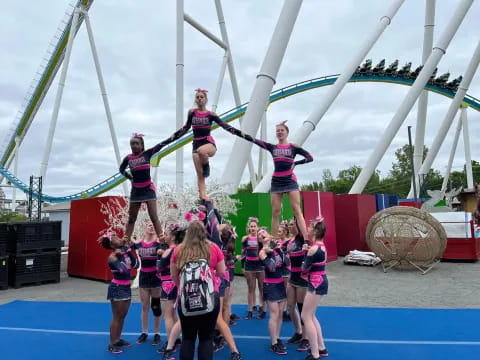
[68,196,128,281]
[334,194,377,256]
[442,221,480,261]
[301,191,337,262]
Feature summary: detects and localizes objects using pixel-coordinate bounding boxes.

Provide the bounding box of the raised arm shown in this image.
[292,144,313,166]
[148,111,194,156]
[210,113,274,151]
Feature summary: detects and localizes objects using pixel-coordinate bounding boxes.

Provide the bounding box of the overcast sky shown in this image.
[0,0,479,199]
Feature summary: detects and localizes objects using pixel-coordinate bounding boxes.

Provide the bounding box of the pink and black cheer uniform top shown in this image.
[286,234,308,288]
[178,109,242,152]
[107,248,139,301]
[242,235,263,272]
[262,246,288,302]
[132,240,165,289]
[278,238,291,277]
[225,128,313,193]
[302,243,328,295]
[119,131,184,202]
[157,247,178,300]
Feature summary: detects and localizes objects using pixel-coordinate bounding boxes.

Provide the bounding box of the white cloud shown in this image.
[0,0,479,200]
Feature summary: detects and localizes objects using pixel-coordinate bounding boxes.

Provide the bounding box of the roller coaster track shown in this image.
[1,72,478,203]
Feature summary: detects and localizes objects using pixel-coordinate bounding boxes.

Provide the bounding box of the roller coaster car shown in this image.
[446,75,462,91]
[397,62,412,77]
[434,72,450,86]
[427,67,438,84]
[359,59,372,73]
[372,59,385,73]
[385,59,399,75]
[410,65,423,79]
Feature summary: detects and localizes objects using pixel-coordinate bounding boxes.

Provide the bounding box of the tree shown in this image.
[236,182,253,194]
[0,212,27,222]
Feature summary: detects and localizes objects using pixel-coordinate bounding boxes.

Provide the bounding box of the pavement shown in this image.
[1,255,480,308]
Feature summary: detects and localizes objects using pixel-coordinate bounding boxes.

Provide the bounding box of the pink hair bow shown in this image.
[310,215,325,226]
[248,217,259,223]
[195,88,208,93]
[131,132,145,138]
[184,210,206,223]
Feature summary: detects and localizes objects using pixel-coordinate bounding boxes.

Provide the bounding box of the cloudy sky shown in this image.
[1,0,479,200]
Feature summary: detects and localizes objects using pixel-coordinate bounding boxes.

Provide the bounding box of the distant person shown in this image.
[131,223,164,346]
[119,130,185,242]
[170,220,226,360]
[100,232,139,354]
[301,216,329,359]
[474,184,480,226]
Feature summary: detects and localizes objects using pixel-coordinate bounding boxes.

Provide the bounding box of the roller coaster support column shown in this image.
[462,106,474,189]
[83,9,127,195]
[416,38,480,190]
[11,137,20,212]
[176,0,185,190]
[441,113,463,193]
[215,0,257,186]
[221,0,302,192]
[257,110,268,179]
[350,0,473,194]
[411,0,436,196]
[40,7,81,180]
[255,0,405,192]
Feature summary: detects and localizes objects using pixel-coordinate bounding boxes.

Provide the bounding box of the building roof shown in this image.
[42,202,71,213]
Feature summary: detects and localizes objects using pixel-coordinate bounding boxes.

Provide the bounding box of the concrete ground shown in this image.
[1,255,480,308]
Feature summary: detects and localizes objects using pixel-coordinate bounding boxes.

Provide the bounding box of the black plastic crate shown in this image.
[8,222,42,243]
[40,221,61,242]
[0,255,8,290]
[7,240,61,255]
[8,251,60,288]
[0,223,7,256]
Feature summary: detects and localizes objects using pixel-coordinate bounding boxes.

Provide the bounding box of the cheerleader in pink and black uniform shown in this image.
[301,216,329,359]
[119,130,185,242]
[100,232,139,354]
[222,121,313,241]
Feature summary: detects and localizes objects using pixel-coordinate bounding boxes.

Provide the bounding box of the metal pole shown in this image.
[441,114,463,193]
[411,0,436,196]
[176,0,184,191]
[214,0,256,185]
[257,111,268,178]
[39,7,81,180]
[184,13,227,49]
[211,50,229,113]
[83,10,128,196]
[11,137,20,212]
[255,0,405,192]
[462,106,474,189]
[221,0,303,192]
[350,0,473,194]
[416,38,480,185]
[408,126,418,205]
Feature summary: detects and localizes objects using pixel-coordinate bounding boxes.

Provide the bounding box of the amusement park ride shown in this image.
[0,0,479,205]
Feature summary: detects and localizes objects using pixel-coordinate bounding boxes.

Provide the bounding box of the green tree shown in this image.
[0,212,27,222]
[236,182,253,194]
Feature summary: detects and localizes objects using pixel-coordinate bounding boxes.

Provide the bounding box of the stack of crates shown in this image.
[7,221,62,289]
[0,223,8,290]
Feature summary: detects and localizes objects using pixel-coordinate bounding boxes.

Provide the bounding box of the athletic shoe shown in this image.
[252,305,259,313]
[287,332,302,344]
[229,319,237,326]
[152,334,161,346]
[163,349,176,360]
[319,348,329,357]
[271,343,287,355]
[297,339,310,352]
[283,310,291,321]
[277,339,286,351]
[256,310,267,320]
[213,339,225,352]
[136,332,148,344]
[230,351,242,360]
[107,344,123,354]
[202,162,210,178]
[245,311,253,320]
[305,355,320,360]
[115,339,132,347]
[230,313,241,321]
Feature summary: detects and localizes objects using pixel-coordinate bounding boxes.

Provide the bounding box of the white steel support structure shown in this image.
[255,0,405,192]
[11,137,20,212]
[350,0,473,194]
[222,0,303,192]
[39,7,80,180]
[416,38,480,187]
[462,107,474,189]
[176,0,185,191]
[411,0,436,195]
[82,9,127,195]
[214,0,257,186]
[257,111,268,178]
[441,113,463,193]
[211,50,229,113]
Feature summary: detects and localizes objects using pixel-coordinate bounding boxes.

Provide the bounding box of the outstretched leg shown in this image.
[146,200,163,238]
[125,202,142,241]
[270,192,283,239]
[288,191,308,242]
